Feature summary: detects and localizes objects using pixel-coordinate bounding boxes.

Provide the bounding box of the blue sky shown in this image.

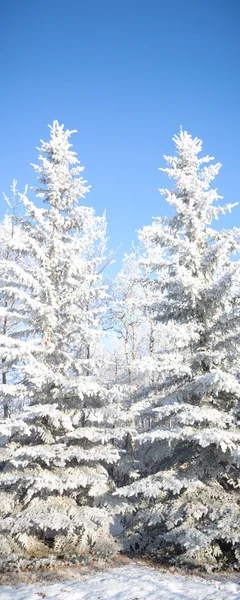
[0,0,239,274]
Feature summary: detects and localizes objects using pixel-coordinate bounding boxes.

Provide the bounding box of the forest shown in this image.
[0,121,239,572]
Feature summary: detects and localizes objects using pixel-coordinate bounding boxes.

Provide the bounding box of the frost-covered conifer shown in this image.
[0,122,127,559]
[116,129,240,569]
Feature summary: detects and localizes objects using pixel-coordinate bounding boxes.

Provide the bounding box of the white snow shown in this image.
[0,565,240,600]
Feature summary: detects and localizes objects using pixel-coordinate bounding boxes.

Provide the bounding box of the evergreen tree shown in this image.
[116,129,240,569]
[0,122,126,559]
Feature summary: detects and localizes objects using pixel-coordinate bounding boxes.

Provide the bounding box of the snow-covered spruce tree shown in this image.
[115,129,240,569]
[0,122,127,560]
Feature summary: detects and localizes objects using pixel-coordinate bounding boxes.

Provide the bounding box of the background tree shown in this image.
[106,250,158,388]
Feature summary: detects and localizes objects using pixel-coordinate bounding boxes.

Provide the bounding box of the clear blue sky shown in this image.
[0,0,239,274]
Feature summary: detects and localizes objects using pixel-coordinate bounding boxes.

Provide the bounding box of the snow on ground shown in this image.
[0,565,240,600]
